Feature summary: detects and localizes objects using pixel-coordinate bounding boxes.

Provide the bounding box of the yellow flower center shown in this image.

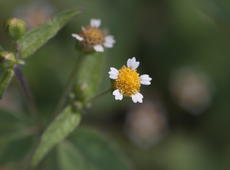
[80,26,105,51]
[114,66,141,96]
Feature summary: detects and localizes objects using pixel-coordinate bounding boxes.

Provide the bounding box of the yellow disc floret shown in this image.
[115,66,141,96]
[80,26,105,51]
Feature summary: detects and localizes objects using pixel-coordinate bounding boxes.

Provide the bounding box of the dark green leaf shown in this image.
[18,9,81,58]
[32,106,81,167]
[57,128,131,170]
[0,109,34,164]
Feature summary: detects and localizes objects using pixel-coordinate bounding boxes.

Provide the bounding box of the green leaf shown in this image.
[32,106,81,167]
[18,9,81,58]
[0,109,34,164]
[74,52,106,102]
[56,128,131,170]
[0,69,14,99]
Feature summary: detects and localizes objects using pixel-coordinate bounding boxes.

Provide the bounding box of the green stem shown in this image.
[0,68,14,99]
[14,65,38,116]
[86,88,112,104]
[53,56,83,116]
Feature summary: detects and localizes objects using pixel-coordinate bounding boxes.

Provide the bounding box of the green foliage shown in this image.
[38,128,130,170]
[60,128,130,170]
[0,110,34,164]
[0,69,14,99]
[17,9,81,58]
[32,106,81,166]
[74,52,106,103]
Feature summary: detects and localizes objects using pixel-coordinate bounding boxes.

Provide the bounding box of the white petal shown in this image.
[93,45,104,52]
[108,67,119,79]
[90,19,101,28]
[131,93,143,103]
[127,57,140,70]
[104,35,116,48]
[112,89,123,100]
[140,74,152,85]
[72,34,84,41]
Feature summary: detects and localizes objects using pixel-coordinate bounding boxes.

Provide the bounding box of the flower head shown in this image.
[72,19,115,52]
[109,57,152,103]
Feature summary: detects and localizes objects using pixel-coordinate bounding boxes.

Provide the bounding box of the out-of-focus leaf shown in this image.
[0,45,4,51]
[0,69,14,99]
[57,128,131,170]
[32,106,81,167]
[18,9,81,58]
[0,110,34,164]
[74,52,106,103]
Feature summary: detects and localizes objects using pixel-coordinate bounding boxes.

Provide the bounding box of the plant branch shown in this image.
[14,65,38,116]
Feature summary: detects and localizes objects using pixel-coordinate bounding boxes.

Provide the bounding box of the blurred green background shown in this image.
[0,0,230,170]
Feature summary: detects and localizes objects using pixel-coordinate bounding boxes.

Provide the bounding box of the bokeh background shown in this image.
[1,0,230,170]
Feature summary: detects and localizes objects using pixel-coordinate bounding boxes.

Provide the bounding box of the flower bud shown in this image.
[0,51,17,69]
[5,18,26,40]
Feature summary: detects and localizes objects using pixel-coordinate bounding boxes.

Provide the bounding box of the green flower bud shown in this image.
[0,51,17,69]
[5,18,26,40]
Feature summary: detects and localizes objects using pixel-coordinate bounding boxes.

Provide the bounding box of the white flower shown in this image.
[72,19,115,52]
[108,57,152,103]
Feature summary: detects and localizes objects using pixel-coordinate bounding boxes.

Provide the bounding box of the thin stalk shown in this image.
[86,88,112,104]
[53,57,83,116]
[14,65,38,116]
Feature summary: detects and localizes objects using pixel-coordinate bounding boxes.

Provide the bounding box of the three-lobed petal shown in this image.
[90,19,101,28]
[109,67,119,79]
[140,74,152,85]
[127,57,140,70]
[113,89,123,100]
[131,92,143,103]
[104,35,116,48]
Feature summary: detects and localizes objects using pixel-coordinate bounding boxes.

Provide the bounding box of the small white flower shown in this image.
[72,19,115,52]
[108,57,152,103]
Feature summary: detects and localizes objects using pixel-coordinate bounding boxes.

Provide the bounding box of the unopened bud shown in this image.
[5,18,26,40]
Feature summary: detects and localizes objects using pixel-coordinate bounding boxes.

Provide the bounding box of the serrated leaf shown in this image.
[74,52,106,102]
[57,128,131,170]
[0,69,14,99]
[32,106,81,167]
[18,9,81,58]
[0,109,34,164]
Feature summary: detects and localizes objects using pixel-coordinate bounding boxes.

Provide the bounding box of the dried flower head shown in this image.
[170,68,212,114]
[15,2,53,29]
[109,57,152,103]
[125,101,167,147]
[72,19,115,52]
